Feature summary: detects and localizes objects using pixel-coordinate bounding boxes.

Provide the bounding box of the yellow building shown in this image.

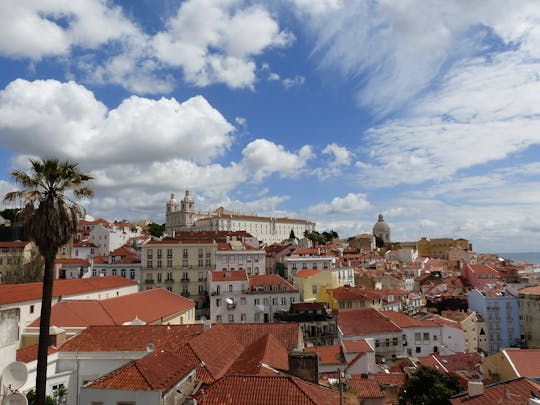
[0,241,40,283]
[142,238,216,318]
[416,237,470,259]
[293,269,338,302]
[518,285,540,348]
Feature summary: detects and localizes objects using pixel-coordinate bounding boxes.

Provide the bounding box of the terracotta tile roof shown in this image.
[227,333,289,375]
[304,346,343,365]
[0,276,137,305]
[0,241,30,248]
[221,323,301,351]
[342,339,373,354]
[295,269,322,278]
[249,274,297,292]
[292,248,320,255]
[58,324,203,352]
[419,353,483,374]
[381,310,438,328]
[86,350,195,392]
[54,258,91,265]
[503,349,540,377]
[211,270,248,282]
[196,375,339,404]
[73,241,97,248]
[347,377,384,399]
[450,377,540,404]
[519,285,540,295]
[187,324,244,381]
[373,372,406,388]
[291,301,327,312]
[29,289,194,327]
[464,263,498,275]
[79,218,110,227]
[17,344,58,363]
[338,309,402,336]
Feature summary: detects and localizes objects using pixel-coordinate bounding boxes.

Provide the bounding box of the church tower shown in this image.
[179,189,195,227]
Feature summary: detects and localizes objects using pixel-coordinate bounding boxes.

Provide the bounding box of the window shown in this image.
[393,337,398,346]
[199,259,203,267]
[229,284,233,293]
[130,269,135,279]
[415,332,421,342]
[272,298,278,305]
[157,249,162,258]
[183,258,188,267]
[121,269,126,277]
[228,314,234,323]
[167,249,173,258]
[206,258,211,266]
[216,299,222,307]
[423,332,430,341]
[147,249,153,259]
[198,285,204,293]
[167,272,173,281]
[255,267,259,274]
[157,260,162,268]
[216,315,222,322]
[112,269,117,276]
[167,258,172,268]
[157,273,162,283]
[240,297,246,305]
[281,297,287,305]
[416,347,421,353]
[198,248,203,258]
[183,249,188,258]
[241,313,246,321]
[147,260,153,268]
[166,287,172,292]
[101,269,106,276]
[30,305,34,314]
[312,285,318,294]
[254,298,260,305]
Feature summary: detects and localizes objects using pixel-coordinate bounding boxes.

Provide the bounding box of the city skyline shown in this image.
[1,1,540,252]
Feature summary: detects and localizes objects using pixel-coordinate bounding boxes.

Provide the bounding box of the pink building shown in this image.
[461,263,498,289]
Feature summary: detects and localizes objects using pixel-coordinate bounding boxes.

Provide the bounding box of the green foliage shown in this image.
[289,229,296,239]
[146,222,165,238]
[398,365,462,405]
[0,208,20,223]
[304,230,339,245]
[375,235,385,248]
[26,390,55,405]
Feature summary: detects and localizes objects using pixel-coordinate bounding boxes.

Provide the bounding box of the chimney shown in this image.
[468,381,484,397]
[288,351,319,384]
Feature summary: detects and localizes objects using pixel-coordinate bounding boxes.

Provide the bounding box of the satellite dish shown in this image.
[146,343,155,352]
[1,361,28,391]
[225,298,234,305]
[3,392,28,405]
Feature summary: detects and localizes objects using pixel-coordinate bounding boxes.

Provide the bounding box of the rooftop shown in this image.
[338,308,402,336]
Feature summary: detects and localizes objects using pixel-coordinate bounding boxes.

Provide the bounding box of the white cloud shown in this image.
[307,193,371,216]
[282,75,306,89]
[152,0,293,89]
[241,139,314,182]
[0,0,139,59]
[323,143,353,167]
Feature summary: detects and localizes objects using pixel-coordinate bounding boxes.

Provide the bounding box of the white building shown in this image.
[283,248,335,280]
[216,241,266,275]
[165,190,316,244]
[89,222,143,256]
[208,270,300,324]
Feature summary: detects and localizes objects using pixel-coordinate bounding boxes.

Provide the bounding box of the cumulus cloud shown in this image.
[241,139,314,182]
[307,193,371,217]
[0,0,139,59]
[282,75,306,89]
[152,0,293,89]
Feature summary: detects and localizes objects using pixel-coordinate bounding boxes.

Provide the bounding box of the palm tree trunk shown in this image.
[35,254,55,405]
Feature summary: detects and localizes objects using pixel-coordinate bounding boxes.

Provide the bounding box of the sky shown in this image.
[1,0,540,253]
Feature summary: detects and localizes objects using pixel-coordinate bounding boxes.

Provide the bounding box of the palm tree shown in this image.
[4,158,93,405]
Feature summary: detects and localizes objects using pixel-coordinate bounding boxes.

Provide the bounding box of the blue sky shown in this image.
[1,0,540,252]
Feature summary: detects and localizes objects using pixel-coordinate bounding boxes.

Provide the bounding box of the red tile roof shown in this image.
[295,269,322,278]
[450,377,540,404]
[0,241,30,248]
[249,274,297,292]
[519,285,540,295]
[54,258,91,266]
[58,324,204,352]
[196,375,340,404]
[373,372,406,388]
[342,339,373,354]
[16,344,58,363]
[86,351,195,392]
[227,333,289,375]
[29,289,194,327]
[338,309,402,336]
[211,270,248,282]
[0,276,137,305]
[221,323,301,351]
[347,377,384,399]
[304,346,343,365]
[503,348,540,377]
[381,310,438,328]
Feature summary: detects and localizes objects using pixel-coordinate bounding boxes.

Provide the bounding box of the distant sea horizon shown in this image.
[496,252,540,265]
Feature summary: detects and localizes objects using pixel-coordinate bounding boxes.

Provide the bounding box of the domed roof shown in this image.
[183,189,194,203]
[372,214,390,234]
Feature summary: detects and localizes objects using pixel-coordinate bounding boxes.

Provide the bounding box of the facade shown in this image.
[283,248,335,280]
[208,270,300,323]
[165,190,316,244]
[215,241,266,275]
[293,269,338,302]
[142,238,216,317]
[468,288,520,354]
[89,222,143,256]
[416,237,470,259]
[518,285,540,348]
[348,233,375,253]
[0,241,39,284]
[461,263,499,289]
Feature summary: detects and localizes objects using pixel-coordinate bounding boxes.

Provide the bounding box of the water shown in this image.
[497,252,540,265]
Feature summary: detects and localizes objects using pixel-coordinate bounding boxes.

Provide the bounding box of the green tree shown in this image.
[4,158,93,405]
[146,222,165,238]
[398,365,462,405]
[289,229,296,239]
[375,235,385,248]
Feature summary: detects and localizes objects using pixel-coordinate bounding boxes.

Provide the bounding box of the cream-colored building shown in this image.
[142,238,216,318]
[0,241,40,284]
[518,285,540,348]
[165,190,316,244]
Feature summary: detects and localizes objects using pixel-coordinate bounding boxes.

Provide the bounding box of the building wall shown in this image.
[293,271,338,302]
[482,350,519,383]
[519,292,540,348]
[402,327,441,357]
[216,248,266,275]
[283,256,334,280]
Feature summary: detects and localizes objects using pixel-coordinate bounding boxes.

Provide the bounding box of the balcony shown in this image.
[145,279,154,284]
[181,277,190,283]
[198,278,207,282]
[181,292,190,298]
[165,278,175,283]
